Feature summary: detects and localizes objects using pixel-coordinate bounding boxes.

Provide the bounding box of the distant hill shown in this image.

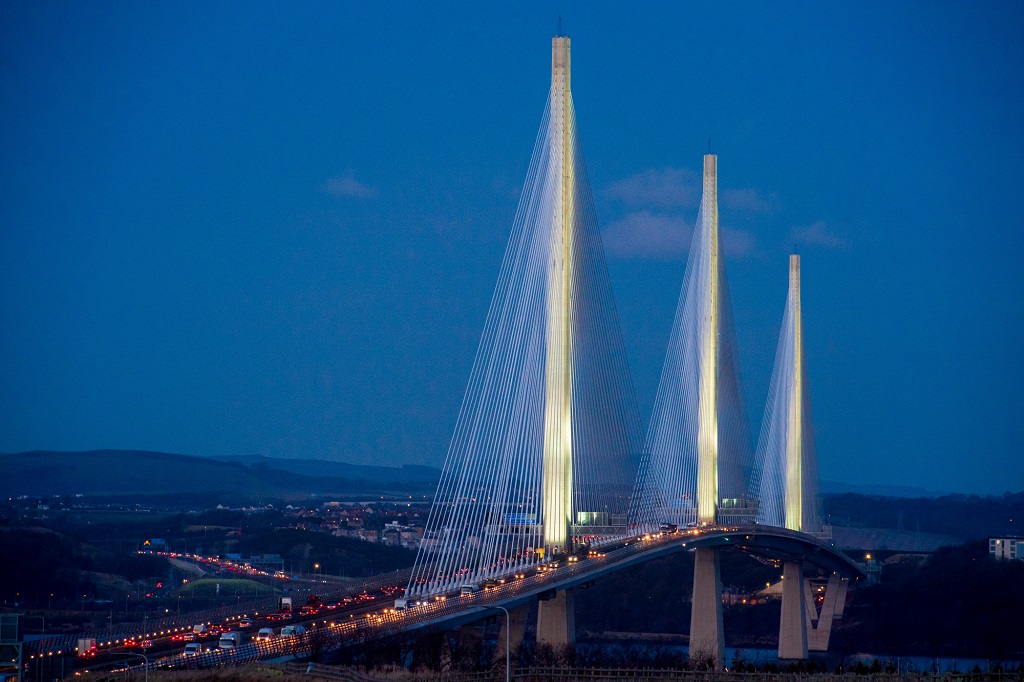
[0,450,440,498]
[207,453,440,483]
[820,479,945,497]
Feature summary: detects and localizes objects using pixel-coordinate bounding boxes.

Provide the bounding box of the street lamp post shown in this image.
[484,605,511,682]
[116,651,149,682]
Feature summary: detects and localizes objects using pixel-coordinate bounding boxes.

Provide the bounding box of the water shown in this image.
[577,638,1021,673]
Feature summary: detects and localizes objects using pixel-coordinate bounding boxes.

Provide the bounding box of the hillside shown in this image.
[0,449,440,498]
[209,453,439,483]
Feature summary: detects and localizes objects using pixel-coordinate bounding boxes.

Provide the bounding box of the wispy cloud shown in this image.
[603,211,692,259]
[722,188,778,214]
[722,227,757,258]
[323,172,377,199]
[603,213,756,260]
[605,167,701,209]
[792,220,848,249]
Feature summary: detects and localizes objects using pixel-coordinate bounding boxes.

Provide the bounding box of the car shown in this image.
[238,617,253,628]
[140,640,153,650]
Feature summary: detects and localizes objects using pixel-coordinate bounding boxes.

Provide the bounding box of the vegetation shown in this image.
[0,526,170,605]
[835,540,1024,659]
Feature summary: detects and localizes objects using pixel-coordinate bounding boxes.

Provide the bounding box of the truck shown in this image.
[255,627,275,642]
[277,596,293,614]
[394,598,416,610]
[77,638,97,658]
[279,625,306,639]
[218,631,244,650]
[460,584,479,595]
[192,623,209,635]
[183,642,203,656]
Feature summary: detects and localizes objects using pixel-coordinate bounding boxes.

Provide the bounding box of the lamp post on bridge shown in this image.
[483,605,510,682]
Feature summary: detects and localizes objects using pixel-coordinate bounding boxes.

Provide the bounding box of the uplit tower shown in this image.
[696,154,720,525]
[753,254,824,660]
[631,153,754,667]
[542,35,574,553]
[753,254,822,534]
[407,32,641,612]
[785,254,804,531]
[632,152,752,537]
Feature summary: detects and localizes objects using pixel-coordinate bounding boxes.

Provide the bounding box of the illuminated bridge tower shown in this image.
[754,254,829,659]
[408,31,641,648]
[542,33,574,558]
[536,33,577,647]
[632,154,755,667]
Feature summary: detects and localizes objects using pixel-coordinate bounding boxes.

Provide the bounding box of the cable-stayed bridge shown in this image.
[23,34,863,678]
[391,32,864,666]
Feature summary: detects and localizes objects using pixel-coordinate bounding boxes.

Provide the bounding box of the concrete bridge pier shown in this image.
[778,559,808,660]
[808,573,847,651]
[689,547,725,667]
[497,604,530,655]
[536,588,575,647]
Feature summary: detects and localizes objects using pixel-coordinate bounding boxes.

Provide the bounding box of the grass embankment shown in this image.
[177,577,274,597]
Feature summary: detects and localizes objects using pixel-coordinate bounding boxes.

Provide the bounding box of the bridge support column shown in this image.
[536,589,575,647]
[779,560,808,660]
[689,547,724,667]
[808,574,846,652]
[498,604,529,656]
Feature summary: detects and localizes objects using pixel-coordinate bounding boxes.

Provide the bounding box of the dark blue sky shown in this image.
[1,2,1021,494]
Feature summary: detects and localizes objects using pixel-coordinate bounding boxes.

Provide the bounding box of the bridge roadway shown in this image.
[48,525,862,676]
[385,524,865,636]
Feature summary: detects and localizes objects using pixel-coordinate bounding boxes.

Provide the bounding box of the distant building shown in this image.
[990,537,1024,560]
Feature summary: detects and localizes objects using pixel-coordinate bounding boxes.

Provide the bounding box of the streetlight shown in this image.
[115,651,149,682]
[483,605,510,682]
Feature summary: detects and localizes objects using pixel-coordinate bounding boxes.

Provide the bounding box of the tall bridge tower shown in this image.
[696,154,720,526]
[785,254,804,532]
[754,252,821,533]
[754,253,829,659]
[408,32,642,646]
[542,35,574,554]
[631,153,754,666]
